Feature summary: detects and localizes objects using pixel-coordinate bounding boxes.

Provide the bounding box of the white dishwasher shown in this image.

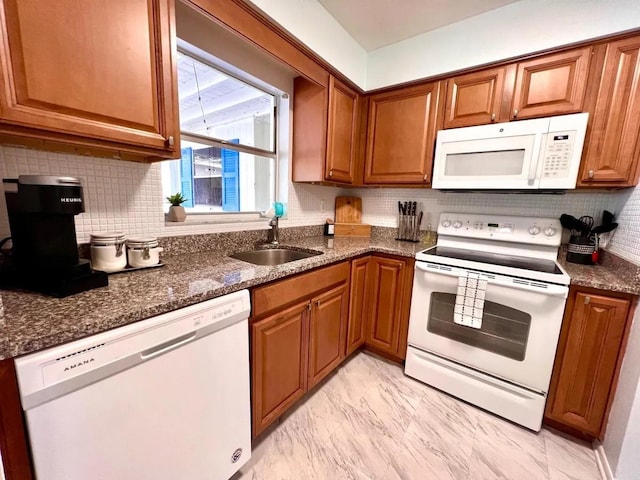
[15,289,252,480]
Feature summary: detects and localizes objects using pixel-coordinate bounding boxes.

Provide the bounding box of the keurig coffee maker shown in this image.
[0,175,108,297]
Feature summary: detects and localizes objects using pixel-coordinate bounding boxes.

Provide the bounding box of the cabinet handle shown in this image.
[329,169,333,177]
[167,136,175,147]
[584,296,591,305]
[423,174,428,182]
[307,303,311,312]
[588,170,594,179]
[513,109,518,118]
[316,300,321,308]
[491,113,496,122]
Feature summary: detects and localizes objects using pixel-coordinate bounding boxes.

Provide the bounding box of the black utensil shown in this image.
[603,210,615,225]
[560,214,588,236]
[592,223,618,235]
[579,216,594,231]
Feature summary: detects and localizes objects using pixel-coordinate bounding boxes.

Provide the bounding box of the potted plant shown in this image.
[166,193,188,222]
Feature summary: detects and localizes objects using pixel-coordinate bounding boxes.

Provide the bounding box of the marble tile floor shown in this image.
[233,352,602,480]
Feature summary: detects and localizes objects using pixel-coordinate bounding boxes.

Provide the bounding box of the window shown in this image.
[162,49,279,214]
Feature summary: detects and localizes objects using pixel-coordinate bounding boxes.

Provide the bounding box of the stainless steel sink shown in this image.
[229,248,322,266]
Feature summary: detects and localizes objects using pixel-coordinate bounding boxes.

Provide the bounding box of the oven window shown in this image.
[427,292,531,361]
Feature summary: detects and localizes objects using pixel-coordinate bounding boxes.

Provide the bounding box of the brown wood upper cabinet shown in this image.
[0,0,179,161]
[292,75,361,184]
[545,288,633,439]
[364,82,441,185]
[578,35,640,187]
[444,47,591,128]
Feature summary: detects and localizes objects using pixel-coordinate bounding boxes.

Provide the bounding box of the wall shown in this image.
[247,0,367,89]
[367,0,640,89]
[248,0,640,91]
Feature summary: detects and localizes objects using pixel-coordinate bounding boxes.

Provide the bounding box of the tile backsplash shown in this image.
[351,187,624,231]
[0,146,345,242]
[608,184,640,265]
[1,145,637,266]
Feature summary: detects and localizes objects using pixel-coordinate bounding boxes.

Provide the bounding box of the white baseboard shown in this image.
[593,441,614,480]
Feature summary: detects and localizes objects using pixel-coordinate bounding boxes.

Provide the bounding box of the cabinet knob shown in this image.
[491,113,496,122]
[584,296,591,305]
[167,136,175,147]
[329,169,333,177]
[588,170,594,179]
[316,300,321,308]
[307,303,311,312]
[513,109,518,118]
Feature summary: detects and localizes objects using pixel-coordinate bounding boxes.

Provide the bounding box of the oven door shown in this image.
[408,261,568,393]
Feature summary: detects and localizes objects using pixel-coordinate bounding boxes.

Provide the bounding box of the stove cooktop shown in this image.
[426,246,564,275]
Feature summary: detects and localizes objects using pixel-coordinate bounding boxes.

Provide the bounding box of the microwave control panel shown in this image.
[541,131,575,178]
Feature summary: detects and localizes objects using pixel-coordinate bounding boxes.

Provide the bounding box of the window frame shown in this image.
[172,47,281,216]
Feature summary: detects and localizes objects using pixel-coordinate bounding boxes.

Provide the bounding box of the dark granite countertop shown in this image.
[0,232,637,361]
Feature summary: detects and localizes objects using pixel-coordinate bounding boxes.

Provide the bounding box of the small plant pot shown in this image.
[167,205,187,222]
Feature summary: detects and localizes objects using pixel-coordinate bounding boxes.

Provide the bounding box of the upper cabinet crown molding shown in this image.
[0,0,180,161]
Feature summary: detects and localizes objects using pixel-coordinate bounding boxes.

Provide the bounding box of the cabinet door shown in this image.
[308,284,348,389]
[365,257,410,356]
[251,301,309,437]
[546,292,630,438]
[443,66,512,128]
[326,76,359,183]
[0,0,178,158]
[579,36,640,187]
[346,256,370,356]
[364,82,441,184]
[511,47,591,120]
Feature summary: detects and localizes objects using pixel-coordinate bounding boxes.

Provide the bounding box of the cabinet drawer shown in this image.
[252,261,350,317]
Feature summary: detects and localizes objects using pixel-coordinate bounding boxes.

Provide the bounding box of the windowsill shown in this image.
[164,213,287,228]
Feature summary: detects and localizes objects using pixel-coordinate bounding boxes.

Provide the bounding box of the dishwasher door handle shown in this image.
[140,331,197,359]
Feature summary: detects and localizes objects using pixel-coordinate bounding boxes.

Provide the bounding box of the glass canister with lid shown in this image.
[126,237,163,268]
[90,232,127,272]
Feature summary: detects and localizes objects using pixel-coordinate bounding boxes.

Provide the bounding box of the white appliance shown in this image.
[432,112,589,190]
[15,290,252,480]
[405,213,569,431]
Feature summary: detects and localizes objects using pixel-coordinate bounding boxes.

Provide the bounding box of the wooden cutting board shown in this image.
[335,197,362,223]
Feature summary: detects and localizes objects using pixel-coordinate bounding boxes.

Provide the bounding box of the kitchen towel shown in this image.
[453,271,487,329]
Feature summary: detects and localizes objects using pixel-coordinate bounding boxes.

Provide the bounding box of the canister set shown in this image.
[90,232,163,272]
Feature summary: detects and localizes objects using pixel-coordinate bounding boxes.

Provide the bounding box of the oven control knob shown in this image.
[441,220,451,228]
[528,225,541,235]
[453,220,463,229]
[544,227,557,237]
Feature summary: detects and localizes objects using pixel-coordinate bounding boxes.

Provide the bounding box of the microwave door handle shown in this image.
[528,133,546,185]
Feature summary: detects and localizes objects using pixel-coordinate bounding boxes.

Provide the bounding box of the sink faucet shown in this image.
[268,215,280,245]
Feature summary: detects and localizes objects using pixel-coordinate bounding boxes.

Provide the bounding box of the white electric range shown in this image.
[405,213,569,431]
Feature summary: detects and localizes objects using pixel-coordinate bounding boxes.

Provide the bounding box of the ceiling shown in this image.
[318,0,521,51]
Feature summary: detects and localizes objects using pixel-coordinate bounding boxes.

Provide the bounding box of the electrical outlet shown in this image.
[320,199,327,213]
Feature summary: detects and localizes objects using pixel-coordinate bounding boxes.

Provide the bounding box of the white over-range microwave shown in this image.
[431,112,589,190]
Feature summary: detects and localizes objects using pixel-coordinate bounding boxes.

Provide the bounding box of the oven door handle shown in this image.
[415,262,568,298]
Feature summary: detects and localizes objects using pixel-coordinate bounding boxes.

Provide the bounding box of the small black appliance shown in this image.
[0,175,108,297]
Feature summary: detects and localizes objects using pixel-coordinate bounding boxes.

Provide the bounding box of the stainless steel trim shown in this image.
[17,175,81,186]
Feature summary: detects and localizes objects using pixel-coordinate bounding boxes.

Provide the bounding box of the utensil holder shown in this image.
[566,235,595,265]
[396,215,421,242]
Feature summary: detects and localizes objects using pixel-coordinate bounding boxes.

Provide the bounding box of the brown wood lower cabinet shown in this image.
[545,287,635,439]
[251,300,309,437]
[364,256,414,360]
[346,255,414,361]
[308,284,348,389]
[0,359,34,480]
[250,261,350,437]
